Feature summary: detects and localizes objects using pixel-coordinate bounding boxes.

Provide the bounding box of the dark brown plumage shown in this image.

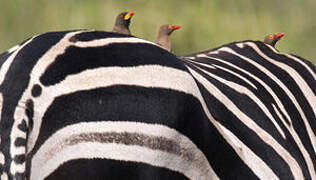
[112,12,134,35]
[263,33,284,47]
[155,24,181,52]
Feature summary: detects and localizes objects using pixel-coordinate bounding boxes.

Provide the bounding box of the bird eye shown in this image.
[269,35,274,40]
[168,25,173,29]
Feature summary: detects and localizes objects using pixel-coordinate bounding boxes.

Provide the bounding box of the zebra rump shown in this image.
[0,30,315,180]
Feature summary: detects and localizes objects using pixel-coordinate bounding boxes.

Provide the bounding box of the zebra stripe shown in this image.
[181,40,315,179]
[240,42,315,117]
[0,30,315,179]
[190,63,286,138]
[207,46,315,147]
[186,65,304,179]
[0,37,35,85]
[239,42,316,154]
[264,43,316,81]
[213,44,315,147]
[1,30,200,179]
[195,53,293,124]
[26,65,201,154]
[30,121,217,180]
[207,46,316,154]
[9,31,162,177]
[0,173,8,180]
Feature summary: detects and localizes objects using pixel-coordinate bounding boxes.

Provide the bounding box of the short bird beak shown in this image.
[276,33,285,40]
[124,12,134,20]
[173,25,181,30]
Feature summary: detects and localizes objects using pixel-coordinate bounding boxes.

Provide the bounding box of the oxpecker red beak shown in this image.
[124,12,134,20]
[173,25,181,30]
[276,33,285,40]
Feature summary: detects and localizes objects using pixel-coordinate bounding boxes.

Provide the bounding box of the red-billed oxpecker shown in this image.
[156,24,181,52]
[112,12,134,35]
[263,33,285,48]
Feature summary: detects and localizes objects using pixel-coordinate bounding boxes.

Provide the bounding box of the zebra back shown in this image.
[181,40,316,179]
[0,30,315,179]
[1,30,209,180]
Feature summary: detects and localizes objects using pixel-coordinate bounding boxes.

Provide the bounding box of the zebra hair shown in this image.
[0,30,315,179]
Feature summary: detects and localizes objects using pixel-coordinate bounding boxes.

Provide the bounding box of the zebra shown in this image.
[0,30,315,180]
[180,41,316,179]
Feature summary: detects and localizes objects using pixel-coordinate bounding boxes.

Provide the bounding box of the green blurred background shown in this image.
[0,0,315,64]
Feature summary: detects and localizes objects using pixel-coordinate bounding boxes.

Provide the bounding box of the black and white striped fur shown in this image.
[180,41,316,179]
[0,30,315,179]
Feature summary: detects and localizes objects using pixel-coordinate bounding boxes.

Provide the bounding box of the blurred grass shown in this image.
[0,0,315,64]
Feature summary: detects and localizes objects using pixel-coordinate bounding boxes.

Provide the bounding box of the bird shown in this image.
[263,33,285,47]
[112,12,134,35]
[155,24,181,52]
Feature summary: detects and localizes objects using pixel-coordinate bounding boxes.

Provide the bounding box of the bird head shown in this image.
[162,24,181,35]
[116,11,134,28]
[264,33,285,47]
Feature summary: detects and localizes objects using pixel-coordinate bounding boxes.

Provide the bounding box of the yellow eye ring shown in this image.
[269,35,274,40]
[168,25,173,29]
